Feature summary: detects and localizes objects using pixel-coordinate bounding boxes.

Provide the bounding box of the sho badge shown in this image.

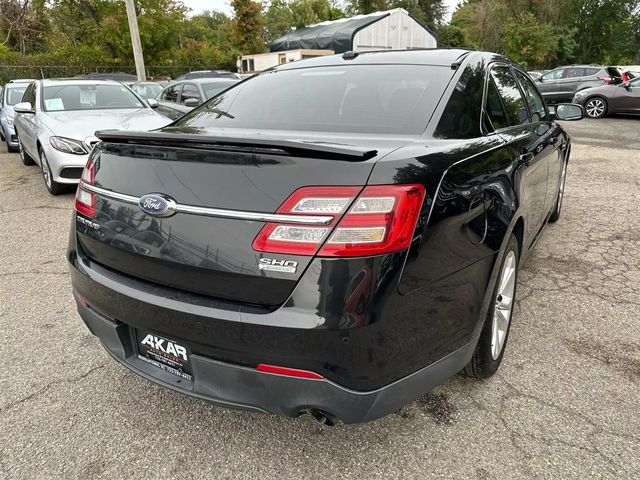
[259,257,298,274]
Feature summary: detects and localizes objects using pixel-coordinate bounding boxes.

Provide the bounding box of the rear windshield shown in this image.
[5,85,27,106]
[176,65,452,135]
[42,84,145,111]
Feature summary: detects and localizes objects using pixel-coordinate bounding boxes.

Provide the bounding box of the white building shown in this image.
[238,9,437,74]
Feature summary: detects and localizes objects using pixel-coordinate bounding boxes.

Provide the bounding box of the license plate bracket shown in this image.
[135,330,193,381]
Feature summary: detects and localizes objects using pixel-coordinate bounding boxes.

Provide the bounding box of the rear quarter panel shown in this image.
[367,135,518,357]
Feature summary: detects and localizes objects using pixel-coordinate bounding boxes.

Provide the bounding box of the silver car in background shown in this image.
[0,80,33,152]
[13,79,171,194]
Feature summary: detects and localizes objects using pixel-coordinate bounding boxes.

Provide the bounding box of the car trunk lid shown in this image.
[75,129,409,307]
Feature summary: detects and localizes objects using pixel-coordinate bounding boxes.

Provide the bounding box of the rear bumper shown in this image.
[77,300,475,423]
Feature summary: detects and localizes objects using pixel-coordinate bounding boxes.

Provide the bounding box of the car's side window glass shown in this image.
[490,66,530,126]
[584,68,600,76]
[629,78,640,87]
[180,84,200,104]
[565,68,585,78]
[483,78,509,132]
[514,70,548,122]
[22,83,36,106]
[163,85,181,103]
[542,69,564,81]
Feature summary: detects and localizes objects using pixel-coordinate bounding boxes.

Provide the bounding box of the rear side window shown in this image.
[163,84,181,102]
[484,79,509,131]
[584,68,600,76]
[542,69,564,81]
[514,70,548,122]
[180,84,200,104]
[176,65,452,135]
[490,67,529,126]
[565,68,585,78]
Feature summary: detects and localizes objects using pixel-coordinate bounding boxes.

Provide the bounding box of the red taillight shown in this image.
[256,363,324,379]
[74,160,95,218]
[252,184,425,257]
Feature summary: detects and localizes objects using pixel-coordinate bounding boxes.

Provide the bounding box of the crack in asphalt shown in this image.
[0,364,106,415]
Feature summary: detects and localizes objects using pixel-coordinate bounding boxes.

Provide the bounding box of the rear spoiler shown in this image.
[94,130,378,162]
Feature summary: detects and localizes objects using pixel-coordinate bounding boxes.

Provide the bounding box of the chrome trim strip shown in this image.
[79,182,335,225]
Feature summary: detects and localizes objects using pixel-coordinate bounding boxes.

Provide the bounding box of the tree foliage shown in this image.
[0,0,638,77]
[231,0,266,54]
[451,0,640,67]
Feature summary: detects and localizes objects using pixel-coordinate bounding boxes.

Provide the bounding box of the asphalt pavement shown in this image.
[1,117,638,479]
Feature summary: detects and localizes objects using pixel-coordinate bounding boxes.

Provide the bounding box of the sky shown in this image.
[180,0,461,22]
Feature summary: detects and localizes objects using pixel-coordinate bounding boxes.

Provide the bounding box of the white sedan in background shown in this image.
[13,79,171,194]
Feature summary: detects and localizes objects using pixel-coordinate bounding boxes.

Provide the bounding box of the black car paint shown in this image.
[68,50,571,418]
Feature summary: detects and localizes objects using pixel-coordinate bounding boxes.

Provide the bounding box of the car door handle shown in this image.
[517,152,535,166]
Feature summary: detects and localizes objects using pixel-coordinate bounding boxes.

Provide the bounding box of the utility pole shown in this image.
[124,0,146,81]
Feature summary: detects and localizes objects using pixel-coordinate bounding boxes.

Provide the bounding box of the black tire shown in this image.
[584,96,607,118]
[18,136,36,165]
[39,148,66,195]
[464,234,519,378]
[549,157,568,223]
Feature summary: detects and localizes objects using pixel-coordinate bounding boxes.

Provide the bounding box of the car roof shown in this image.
[40,79,124,87]
[8,79,35,84]
[168,78,239,86]
[274,48,483,70]
[190,78,239,84]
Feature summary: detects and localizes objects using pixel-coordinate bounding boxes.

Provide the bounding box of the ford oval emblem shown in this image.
[138,193,177,218]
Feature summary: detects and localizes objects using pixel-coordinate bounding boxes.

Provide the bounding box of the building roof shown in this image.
[270,9,422,54]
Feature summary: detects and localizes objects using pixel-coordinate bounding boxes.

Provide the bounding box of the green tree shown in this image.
[500,12,557,68]
[231,0,266,54]
[435,23,466,47]
[266,0,345,41]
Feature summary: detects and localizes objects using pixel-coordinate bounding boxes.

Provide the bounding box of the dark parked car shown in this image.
[174,70,240,81]
[69,49,582,425]
[535,65,622,103]
[156,78,239,120]
[573,77,640,117]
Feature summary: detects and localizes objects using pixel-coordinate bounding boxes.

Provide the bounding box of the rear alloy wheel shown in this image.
[464,234,519,378]
[18,137,35,165]
[40,149,65,195]
[549,158,567,223]
[584,97,607,118]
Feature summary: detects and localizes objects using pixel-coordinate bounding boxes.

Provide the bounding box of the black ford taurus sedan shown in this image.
[68,49,582,424]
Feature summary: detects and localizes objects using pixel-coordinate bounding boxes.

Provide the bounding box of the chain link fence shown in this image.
[0,65,205,83]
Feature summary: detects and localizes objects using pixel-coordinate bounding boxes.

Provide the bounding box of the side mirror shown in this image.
[14,102,34,114]
[184,98,200,108]
[147,98,159,108]
[555,103,584,121]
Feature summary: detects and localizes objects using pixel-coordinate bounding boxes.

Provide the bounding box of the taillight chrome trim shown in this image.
[78,181,335,225]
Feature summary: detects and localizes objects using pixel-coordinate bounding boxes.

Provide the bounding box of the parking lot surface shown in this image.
[1,118,638,479]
